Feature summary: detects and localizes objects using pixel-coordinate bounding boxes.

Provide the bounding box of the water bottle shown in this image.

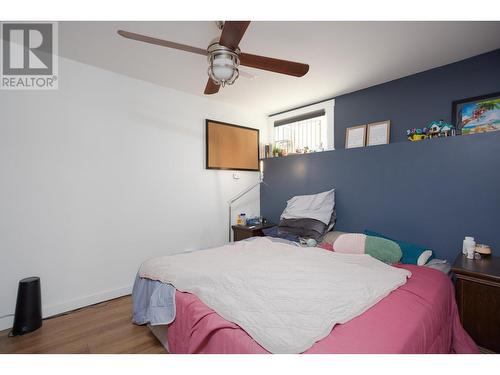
[462,236,474,255]
[464,237,476,259]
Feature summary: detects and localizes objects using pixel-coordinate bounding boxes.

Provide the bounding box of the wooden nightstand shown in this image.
[231,223,275,242]
[452,253,500,353]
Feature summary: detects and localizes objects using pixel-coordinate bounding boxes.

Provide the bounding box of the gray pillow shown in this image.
[278,218,326,241]
[278,209,336,241]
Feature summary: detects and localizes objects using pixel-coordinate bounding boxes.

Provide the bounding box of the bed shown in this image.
[134,237,478,354]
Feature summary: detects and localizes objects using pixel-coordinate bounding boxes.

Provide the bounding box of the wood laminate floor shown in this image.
[0,296,166,354]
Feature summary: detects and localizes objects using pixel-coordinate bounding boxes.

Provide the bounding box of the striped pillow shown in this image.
[333,233,402,264]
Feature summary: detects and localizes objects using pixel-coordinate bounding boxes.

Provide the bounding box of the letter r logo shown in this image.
[2,23,53,75]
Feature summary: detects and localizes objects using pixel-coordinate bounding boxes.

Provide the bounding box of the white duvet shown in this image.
[139,237,411,353]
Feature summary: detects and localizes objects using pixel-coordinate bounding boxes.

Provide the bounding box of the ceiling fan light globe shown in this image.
[210,67,238,86]
[212,65,235,81]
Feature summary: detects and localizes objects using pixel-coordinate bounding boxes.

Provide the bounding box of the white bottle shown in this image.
[465,237,476,260]
[462,236,475,255]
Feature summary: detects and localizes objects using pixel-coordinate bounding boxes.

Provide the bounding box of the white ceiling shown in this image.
[59,21,500,115]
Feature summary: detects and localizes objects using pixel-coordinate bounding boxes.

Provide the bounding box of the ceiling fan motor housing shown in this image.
[207,42,240,87]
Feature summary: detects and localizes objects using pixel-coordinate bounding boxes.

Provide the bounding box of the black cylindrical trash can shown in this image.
[10,277,42,336]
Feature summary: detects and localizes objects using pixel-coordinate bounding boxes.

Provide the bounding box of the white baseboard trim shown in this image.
[0,284,132,331]
[0,316,14,333]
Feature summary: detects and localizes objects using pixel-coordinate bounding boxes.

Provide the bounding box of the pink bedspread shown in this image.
[166,265,478,354]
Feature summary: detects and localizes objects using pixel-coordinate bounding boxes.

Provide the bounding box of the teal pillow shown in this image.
[364,235,402,264]
[364,229,433,265]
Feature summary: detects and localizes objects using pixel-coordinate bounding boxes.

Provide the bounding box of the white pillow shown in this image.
[322,230,346,245]
[280,189,335,225]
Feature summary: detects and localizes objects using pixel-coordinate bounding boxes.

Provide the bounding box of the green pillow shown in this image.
[364,235,402,264]
[364,229,433,265]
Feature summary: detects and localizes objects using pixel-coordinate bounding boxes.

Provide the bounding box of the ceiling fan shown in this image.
[117,21,309,95]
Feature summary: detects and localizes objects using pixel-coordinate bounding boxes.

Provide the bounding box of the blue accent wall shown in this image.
[334,48,500,148]
[261,49,500,262]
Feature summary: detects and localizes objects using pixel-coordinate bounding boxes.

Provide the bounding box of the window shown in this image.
[274,110,327,154]
[268,100,334,155]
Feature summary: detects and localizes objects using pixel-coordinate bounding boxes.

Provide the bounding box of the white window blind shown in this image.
[274,110,327,154]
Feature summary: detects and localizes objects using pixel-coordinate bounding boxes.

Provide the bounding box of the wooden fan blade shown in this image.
[239,53,309,77]
[219,21,250,50]
[117,30,208,56]
[204,78,220,95]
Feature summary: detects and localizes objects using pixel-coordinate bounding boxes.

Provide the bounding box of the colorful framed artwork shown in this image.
[366,120,391,146]
[452,92,500,135]
[345,125,366,149]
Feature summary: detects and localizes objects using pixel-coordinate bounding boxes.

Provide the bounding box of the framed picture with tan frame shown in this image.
[345,124,367,149]
[367,120,391,146]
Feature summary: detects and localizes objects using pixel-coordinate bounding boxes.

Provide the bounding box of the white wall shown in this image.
[0,57,267,330]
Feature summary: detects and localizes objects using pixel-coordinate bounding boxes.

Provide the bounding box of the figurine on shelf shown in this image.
[407,127,428,141]
[427,121,442,138]
[408,120,456,141]
[439,123,455,137]
[426,120,455,138]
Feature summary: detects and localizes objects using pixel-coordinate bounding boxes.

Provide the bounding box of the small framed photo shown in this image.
[366,120,391,146]
[452,92,500,135]
[345,125,366,149]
